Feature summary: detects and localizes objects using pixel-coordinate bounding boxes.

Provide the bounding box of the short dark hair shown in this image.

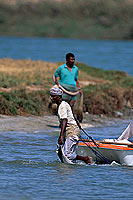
[66,53,75,60]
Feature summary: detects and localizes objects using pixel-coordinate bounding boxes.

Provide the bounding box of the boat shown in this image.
[77,139,133,166]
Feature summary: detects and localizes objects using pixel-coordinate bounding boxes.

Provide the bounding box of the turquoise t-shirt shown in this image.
[54,64,78,87]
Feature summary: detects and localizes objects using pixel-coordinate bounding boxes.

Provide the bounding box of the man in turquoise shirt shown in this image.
[54,53,82,107]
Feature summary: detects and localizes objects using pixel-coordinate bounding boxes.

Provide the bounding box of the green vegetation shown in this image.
[0,58,132,116]
[77,62,133,87]
[0,0,133,39]
[0,89,46,115]
[76,63,133,115]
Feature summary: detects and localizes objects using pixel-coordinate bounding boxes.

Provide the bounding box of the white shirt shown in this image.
[58,101,76,125]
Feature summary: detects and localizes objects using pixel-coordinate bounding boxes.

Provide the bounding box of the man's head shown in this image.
[50,87,63,104]
[66,53,75,68]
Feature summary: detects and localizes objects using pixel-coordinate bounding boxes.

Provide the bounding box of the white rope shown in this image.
[53,75,80,96]
[59,84,80,96]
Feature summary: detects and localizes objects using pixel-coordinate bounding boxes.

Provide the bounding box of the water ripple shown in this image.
[0,125,133,199]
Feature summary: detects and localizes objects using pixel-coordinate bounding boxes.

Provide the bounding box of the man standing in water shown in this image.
[54,52,82,108]
[50,87,91,164]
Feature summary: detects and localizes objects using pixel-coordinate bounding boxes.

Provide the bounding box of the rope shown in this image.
[79,137,111,164]
[73,114,111,164]
[52,75,80,96]
[59,84,80,96]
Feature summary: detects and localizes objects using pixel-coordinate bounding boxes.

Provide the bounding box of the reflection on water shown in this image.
[0,121,133,199]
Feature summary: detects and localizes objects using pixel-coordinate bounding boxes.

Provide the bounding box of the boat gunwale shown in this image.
[78,140,133,150]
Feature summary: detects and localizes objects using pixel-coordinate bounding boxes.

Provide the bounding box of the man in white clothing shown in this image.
[50,87,91,164]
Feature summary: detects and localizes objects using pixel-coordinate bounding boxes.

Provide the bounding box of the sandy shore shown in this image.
[0,114,59,133]
[0,111,132,133]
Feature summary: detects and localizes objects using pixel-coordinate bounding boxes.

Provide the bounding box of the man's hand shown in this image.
[58,135,63,145]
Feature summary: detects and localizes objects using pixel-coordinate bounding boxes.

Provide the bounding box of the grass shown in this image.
[0,0,133,39]
[0,58,58,88]
[77,62,133,87]
[76,62,133,115]
[0,58,132,116]
[0,58,57,115]
[0,89,46,115]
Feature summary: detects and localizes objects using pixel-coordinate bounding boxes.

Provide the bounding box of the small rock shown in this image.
[114,111,123,117]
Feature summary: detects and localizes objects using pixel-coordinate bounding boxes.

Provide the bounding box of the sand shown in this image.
[0,112,132,133]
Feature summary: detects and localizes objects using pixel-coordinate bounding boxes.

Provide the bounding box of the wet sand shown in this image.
[0,112,132,133]
[0,114,59,133]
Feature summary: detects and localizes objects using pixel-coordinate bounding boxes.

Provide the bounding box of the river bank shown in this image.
[0,58,133,118]
[0,109,132,133]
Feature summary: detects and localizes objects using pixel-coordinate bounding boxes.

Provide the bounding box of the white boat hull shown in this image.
[77,140,133,166]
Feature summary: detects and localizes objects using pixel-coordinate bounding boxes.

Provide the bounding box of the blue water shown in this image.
[0,36,133,199]
[0,36,133,76]
[0,121,133,200]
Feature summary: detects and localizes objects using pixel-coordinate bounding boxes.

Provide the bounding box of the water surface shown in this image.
[0,121,133,200]
[0,36,133,76]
